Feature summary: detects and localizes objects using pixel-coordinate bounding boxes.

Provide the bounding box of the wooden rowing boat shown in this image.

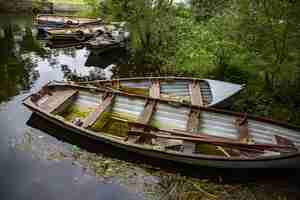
[46,25,104,41]
[72,77,244,107]
[23,82,300,168]
[35,14,102,28]
[85,35,123,49]
[46,31,129,49]
[46,22,129,42]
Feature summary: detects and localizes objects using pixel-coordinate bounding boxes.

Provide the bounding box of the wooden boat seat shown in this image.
[138,100,156,124]
[38,89,78,113]
[189,80,204,106]
[82,94,114,128]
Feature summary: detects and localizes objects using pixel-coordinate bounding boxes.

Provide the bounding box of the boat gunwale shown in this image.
[75,76,223,83]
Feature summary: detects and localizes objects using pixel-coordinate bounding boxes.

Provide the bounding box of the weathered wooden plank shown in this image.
[39,89,78,113]
[186,109,200,132]
[149,80,160,98]
[138,100,156,124]
[82,94,114,128]
[189,80,203,106]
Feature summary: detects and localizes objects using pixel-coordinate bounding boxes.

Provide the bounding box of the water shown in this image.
[0,14,140,200]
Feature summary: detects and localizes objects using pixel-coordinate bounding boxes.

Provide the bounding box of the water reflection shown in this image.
[0,21,39,102]
[0,15,141,200]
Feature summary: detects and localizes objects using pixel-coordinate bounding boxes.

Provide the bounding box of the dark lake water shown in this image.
[1,14,300,200]
[0,14,143,200]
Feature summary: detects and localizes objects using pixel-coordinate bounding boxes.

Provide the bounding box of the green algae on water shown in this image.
[89,112,137,138]
[60,104,94,121]
[195,143,226,156]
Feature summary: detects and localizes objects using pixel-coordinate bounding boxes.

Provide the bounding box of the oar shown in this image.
[128,129,296,153]
[126,122,298,153]
[107,117,297,153]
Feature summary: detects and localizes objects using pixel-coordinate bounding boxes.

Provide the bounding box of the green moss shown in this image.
[195,143,226,156]
[117,85,149,96]
[89,112,137,138]
[60,104,94,122]
[161,93,191,103]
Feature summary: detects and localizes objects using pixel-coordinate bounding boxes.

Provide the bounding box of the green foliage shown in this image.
[234,0,300,89]
[190,0,229,21]
[99,0,176,70]
[78,0,101,17]
[174,0,300,125]
[51,0,300,125]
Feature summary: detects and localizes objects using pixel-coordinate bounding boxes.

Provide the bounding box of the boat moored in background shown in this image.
[74,77,244,107]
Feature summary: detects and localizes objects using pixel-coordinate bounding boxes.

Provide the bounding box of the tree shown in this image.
[189,0,229,21]
[235,0,300,89]
[100,0,176,70]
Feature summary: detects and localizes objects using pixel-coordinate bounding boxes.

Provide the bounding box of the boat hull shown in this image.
[25,104,300,169]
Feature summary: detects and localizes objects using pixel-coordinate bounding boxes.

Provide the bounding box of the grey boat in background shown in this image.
[23,82,300,168]
[35,14,102,28]
[74,77,244,107]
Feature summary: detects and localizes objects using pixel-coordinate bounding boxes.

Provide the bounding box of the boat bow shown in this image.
[205,79,244,106]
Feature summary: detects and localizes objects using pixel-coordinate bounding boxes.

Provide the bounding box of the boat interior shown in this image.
[89,79,214,106]
[26,84,300,159]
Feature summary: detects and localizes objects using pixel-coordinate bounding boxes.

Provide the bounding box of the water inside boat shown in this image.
[59,91,100,122]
